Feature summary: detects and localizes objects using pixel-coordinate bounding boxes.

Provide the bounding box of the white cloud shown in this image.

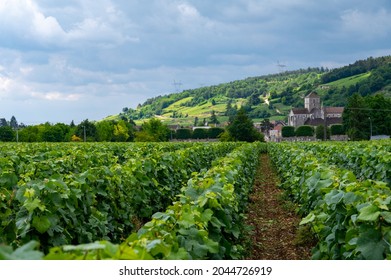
[0,0,65,44]
[178,3,200,19]
[1,0,391,124]
[30,91,81,101]
[0,76,12,93]
[0,0,137,49]
[340,8,391,39]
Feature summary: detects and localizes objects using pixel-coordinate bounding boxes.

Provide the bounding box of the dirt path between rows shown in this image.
[244,154,314,260]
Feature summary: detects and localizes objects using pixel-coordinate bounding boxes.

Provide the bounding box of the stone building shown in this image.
[288,92,344,127]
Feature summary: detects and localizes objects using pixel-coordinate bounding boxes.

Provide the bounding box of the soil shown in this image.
[244,153,314,260]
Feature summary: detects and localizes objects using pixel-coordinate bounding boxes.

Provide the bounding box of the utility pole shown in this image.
[83,125,86,142]
[368,117,373,140]
[277,61,287,73]
[323,108,328,141]
[172,80,182,93]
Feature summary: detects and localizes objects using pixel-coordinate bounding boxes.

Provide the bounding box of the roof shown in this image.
[305,92,320,98]
[291,108,309,115]
[167,124,181,130]
[273,124,283,131]
[304,118,325,126]
[271,120,286,126]
[310,107,322,114]
[304,117,343,126]
[325,117,344,125]
[192,126,211,130]
[324,107,344,114]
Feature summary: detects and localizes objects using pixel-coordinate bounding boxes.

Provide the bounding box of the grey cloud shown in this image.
[1,0,391,124]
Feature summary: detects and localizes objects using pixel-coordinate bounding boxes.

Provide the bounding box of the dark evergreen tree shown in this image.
[227,108,263,142]
[343,94,369,140]
[209,110,219,125]
[315,125,331,140]
[260,118,273,134]
[10,116,18,129]
[366,94,391,136]
[76,119,97,142]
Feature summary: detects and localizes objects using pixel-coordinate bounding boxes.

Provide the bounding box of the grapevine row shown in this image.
[0,142,240,252]
[0,142,266,260]
[293,141,390,185]
[269,142,391,259]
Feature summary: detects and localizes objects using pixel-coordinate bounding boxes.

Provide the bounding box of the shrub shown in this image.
[315,125,330,140]
[192,128,208,139]
[330,124,345,135]
[295,125,314,137]
[175,128,192,139]
[282,126,295,137]
[208,127,225,139]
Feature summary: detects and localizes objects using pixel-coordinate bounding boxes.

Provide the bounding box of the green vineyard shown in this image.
[0,140,390,260]
[269,140,391,259]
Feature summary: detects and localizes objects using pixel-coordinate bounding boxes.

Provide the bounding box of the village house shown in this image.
[288,92,344,127]
[269,123,284,142]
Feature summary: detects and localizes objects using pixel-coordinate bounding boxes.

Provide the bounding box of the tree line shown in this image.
[0,109,265,143]
[321,56,391,84]
[0,118,136,142]
[281,124,344,140]
[343,93,391,140]
[280,93,391,141]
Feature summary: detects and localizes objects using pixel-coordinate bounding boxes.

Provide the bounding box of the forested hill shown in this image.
[114,55,391,126]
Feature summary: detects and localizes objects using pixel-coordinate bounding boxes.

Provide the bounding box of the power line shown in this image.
[172,80,182,93]
[345,107,391,112]
[277,60,287,73]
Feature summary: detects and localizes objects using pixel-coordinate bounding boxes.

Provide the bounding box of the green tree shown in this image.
[18,126,40,142]
[209,110,219,125]
[41,124,64,142]
[76,119,97,142]
[260,118,273,134]
[225,99,237,121]
[343,94,369,140]
[227,108,264,142]
[96,120,114,142]
[0,126,15,142]
[366,94,391,136]
[113,120,130,142]
[37,123,69,142]
[134,131,156,142]
[247,93,261,106]
[315,125,330,140]
[136,118,170,142]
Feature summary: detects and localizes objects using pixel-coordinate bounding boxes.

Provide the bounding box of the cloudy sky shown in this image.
[1,0,390,125]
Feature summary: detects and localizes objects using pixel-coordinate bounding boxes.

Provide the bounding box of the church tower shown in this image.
[304,92,321,112]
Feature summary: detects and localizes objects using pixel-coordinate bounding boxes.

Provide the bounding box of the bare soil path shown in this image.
[244,153,314,260]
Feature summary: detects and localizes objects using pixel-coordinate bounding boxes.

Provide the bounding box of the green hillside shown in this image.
[112,55,391,126]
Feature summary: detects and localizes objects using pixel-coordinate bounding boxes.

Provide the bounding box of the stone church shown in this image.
[288,92,344,127]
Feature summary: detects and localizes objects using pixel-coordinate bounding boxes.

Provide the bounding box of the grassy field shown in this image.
[323,72,371,88]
